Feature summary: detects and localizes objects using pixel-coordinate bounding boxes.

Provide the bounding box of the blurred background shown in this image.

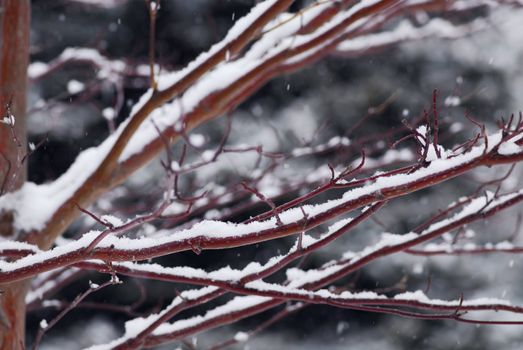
[27,0,523,349]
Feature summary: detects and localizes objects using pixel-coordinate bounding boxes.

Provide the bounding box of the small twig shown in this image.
[241,181,283,226]
[432,89,442,158]
[32,278,119,350]
[75,204,115,229]
[20,134,48,165]
[464,110,488,153]
[145,0,160,90]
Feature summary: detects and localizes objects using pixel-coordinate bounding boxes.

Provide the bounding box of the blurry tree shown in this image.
[1,1,523,349]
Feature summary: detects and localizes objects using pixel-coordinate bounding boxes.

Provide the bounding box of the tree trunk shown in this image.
[0,281,30,349]
[0,0,30,348]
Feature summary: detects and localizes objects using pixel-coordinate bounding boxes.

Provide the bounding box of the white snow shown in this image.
[40,319,48,329]
[234,331,249,342]
[75,187,523,350]
[0,132,119,232]
[0,131,520,277]
[394,290,511,307]
[156,0,280,91]
[102,107,116,121]
[28,62,49,78]
[337,18,473,53]
[67,80,85,94]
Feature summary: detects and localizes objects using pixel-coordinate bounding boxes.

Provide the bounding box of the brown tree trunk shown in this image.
[0,281,30,349]
[0,0,30,348]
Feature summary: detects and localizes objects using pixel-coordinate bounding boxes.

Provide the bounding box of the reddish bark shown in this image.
[0,0,29,192]
[0,0,30,348]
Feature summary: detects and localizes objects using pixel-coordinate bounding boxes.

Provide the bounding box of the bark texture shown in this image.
[0,0,30,348]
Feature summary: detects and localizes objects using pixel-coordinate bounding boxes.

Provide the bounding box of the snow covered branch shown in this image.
[4,0,516,249]
[1,0,523,348]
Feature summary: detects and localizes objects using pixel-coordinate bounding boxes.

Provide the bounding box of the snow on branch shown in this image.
[1,126,523,283]
[91,282,523,350]
[85,188,523,348]
[17,0,295,249]
[335,17,487,55]
[2,1,523,347]
[73,189,522,294]
[28,47,150,81]
[0,0,513,252]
